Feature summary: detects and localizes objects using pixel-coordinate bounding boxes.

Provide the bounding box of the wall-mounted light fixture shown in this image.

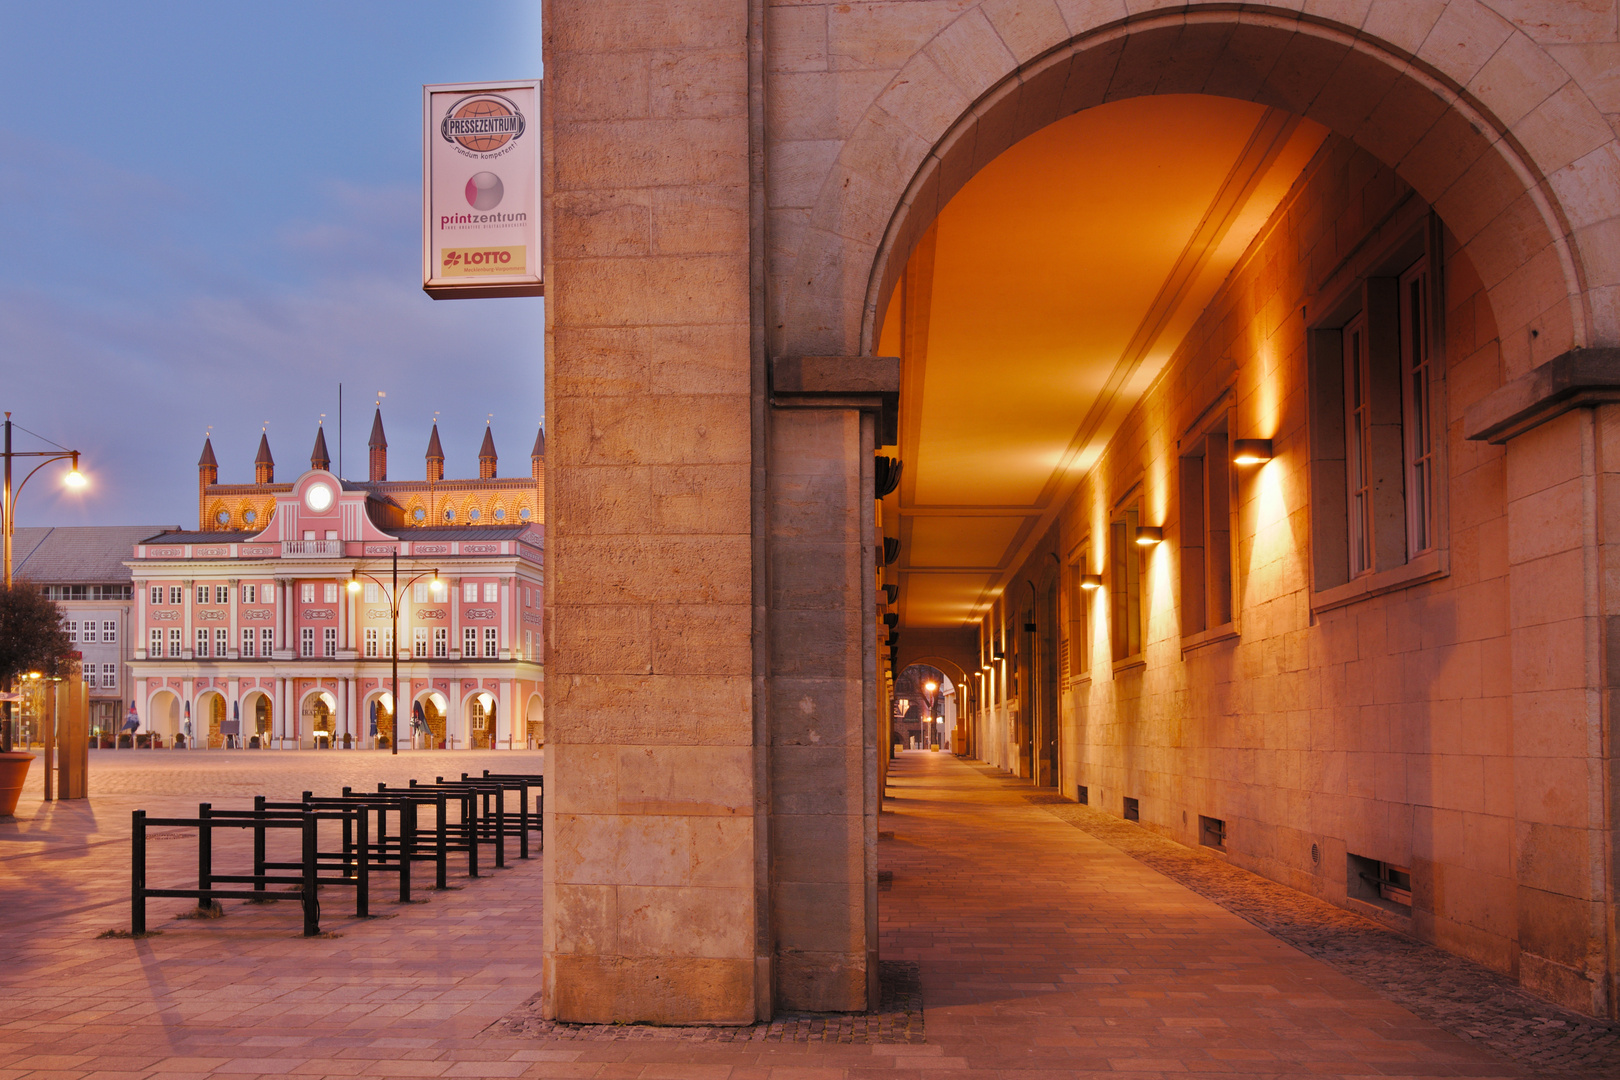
[1135,525,1163,546]
[992,649,1005,661]
[882,613,898,628]
[882,583,899,605]
[1079,573,1102,590]
[1232,438,1273,465]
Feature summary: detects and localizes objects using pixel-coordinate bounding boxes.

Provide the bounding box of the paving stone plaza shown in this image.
[2,750,1616,1078]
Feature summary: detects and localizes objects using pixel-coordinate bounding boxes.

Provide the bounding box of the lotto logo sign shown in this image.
[440,246,526,276]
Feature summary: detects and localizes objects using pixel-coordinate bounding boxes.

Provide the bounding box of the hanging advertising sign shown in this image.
[422,79,543,299]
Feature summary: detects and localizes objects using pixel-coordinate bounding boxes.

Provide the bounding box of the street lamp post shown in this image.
[1,414,87,752]
[3,413,88,588]
[348,550,439,755]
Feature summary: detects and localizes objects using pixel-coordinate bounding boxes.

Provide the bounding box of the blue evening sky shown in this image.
[0,1,544,528]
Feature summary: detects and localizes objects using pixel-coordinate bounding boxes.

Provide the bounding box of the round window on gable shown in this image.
[244,509,257,524]
[494,507,506,521]
[469,507,481,522]
[444,507,455,522]
[413,507,426,523]
[519,506,531,521]
[215,510,230,525]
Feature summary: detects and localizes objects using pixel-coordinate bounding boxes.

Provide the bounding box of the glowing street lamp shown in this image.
[349,552,440,755]
[2,413,89,587]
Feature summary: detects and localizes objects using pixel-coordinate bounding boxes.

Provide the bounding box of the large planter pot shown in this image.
[0,752,35,817]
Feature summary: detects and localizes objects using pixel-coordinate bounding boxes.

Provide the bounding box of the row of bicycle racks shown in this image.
[130,770,543,936]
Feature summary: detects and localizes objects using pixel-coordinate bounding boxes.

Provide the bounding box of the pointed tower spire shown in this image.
[478,425,498,479]
[530,423,545,481]
[310,425,331,472]
[198,437,218,531]
[425,423,445,482]
[368,408,387,482]
[255,433,275,485]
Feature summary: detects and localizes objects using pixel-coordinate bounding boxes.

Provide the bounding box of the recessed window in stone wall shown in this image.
[1307,218,1444,609]
[1109,504,1143,664]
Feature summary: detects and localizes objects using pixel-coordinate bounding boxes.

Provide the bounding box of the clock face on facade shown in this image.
[305,482,334,513]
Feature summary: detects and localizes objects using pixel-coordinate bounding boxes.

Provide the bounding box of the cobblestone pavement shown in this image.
[0,749,1551,1079]
[1019,775,1620,1077]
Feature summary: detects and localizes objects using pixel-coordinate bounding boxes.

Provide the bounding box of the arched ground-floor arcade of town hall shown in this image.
[540,0,1620,1026]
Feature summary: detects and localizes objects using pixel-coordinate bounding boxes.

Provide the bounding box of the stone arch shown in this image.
[241,689,273,745]
[524,691,543,748]
[195,688,227,747]
[777,2,1614,374]
[413,687,450,748]
[463,687,496,749]
[146,688,181,744]
[298,686,338,748]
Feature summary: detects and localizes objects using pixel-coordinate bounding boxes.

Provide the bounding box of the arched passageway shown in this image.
[542,0,1620,1025]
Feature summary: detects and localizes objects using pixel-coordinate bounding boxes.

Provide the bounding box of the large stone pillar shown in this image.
[1467,351,1620,1016]
[767,356,895,1011]
[543,0,760,1024]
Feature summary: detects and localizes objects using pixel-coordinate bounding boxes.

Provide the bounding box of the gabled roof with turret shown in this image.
[198,438,218,468]
[368,408,387,450]
[310,426,330,470]
[426,423,444,460]
[531,424,545,458]
[255,433,274,465]
[479,427,498,459]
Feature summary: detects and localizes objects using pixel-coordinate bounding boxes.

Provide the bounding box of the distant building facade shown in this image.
[126,413,544,749]
[13,525,177,737]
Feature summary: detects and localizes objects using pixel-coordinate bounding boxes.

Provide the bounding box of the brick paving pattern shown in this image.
[494,962,925,1044]
[0,748,1563,1078]
[1023,777,1620,1077]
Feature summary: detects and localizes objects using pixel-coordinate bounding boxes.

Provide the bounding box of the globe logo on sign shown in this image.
[465,172,504,211]
[441,94,525,154]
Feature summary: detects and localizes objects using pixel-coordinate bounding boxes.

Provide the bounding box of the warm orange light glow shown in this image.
[347,579,362,593]
[1135,526,1163,546]
[63,469,87,489]
[1080,574,1102,590]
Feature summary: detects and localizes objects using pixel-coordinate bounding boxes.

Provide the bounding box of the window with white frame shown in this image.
[413,583,427,603]
[169,628,182,655]
[300,627,314,658]
[216,628,228,656]
[483,582,498,603]
[464,627,477,656]
[196,585,208,605]
[414,627,429,657]
[242,583,256,604]
[261,627,274,655]
[324,627,337,657]
[215,584,228,604]
[242,627,255,657]
[324,583,338,603]
[84,666,96,688]
[382,627,394,656]
[433,627,447,658]
[150,628,163,657]
[1308,228,1442,600]
[103,620,117,642]
[83,622,97,643]
[66,621,78,643]
[524,630,532,658]
[301,583,315,603]
[463,581,477,602]
[365,582,379,603]
[364,628,378,658]
[101,663,116,689]
[169,586,183,604]
[484,627,498,658]
[150,585,163,605]
[196,628,210,657]
[430,581,447,602]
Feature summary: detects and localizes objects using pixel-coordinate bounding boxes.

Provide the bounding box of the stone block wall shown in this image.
[976,133,1615,1014]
